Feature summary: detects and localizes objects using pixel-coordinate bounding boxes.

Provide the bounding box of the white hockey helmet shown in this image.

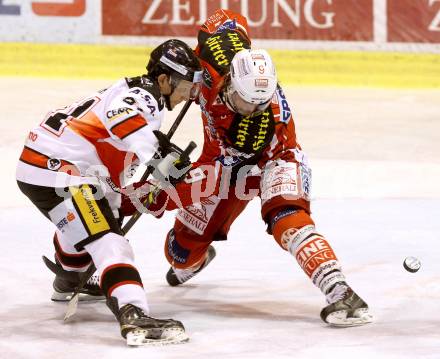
[227,49,277,112]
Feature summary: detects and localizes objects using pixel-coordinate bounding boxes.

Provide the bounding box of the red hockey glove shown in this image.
[119,180,170,218]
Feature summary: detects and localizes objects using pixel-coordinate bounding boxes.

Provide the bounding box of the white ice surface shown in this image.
[1,79,439,358]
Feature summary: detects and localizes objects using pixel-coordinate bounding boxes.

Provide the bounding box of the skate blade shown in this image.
[51,291,105,302]
[325,308,373,327]
[126,328,189,346]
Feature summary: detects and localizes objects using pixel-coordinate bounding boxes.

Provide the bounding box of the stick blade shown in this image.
[64,293,79,321]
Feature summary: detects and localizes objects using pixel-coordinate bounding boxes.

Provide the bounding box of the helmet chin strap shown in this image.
[163,76,177,110]
[164,94,172,110]
[220,87,240,114]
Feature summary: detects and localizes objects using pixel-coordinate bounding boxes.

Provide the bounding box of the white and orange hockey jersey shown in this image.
[16,76,165,190]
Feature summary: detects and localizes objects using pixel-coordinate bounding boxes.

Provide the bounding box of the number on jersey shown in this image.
[41,97,100,136]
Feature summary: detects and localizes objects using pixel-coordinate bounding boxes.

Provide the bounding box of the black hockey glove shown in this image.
[147,130,195,187]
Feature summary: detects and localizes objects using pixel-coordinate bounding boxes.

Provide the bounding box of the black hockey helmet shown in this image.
[146,39,202,84]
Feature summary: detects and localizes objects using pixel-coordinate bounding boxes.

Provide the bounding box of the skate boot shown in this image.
[166,245,216,286]
[320,282,373,327]
[51,272,104,302]
[113,302,189,346]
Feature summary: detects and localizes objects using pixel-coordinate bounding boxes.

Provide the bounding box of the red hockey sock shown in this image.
[271,208,346,294]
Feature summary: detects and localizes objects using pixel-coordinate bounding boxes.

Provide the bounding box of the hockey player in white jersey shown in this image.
[16,39,202,346]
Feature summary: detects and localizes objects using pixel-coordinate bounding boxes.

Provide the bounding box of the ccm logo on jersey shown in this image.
[277,88,291,124]
[106,107,134,120]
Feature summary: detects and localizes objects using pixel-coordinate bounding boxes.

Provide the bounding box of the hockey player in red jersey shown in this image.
[144,10,373,327]
[16,39,202,345]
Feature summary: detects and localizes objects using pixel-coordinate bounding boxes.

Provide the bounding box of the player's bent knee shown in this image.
[164,229,190,268]
[270,207,315,250]
[85,232,135,269]
[85,233,143,299]
[53,232,93,271]
[164,228,208,269]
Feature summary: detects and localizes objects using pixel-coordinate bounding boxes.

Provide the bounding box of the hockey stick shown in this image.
[63,262,97,320]
[61,99,195,320]
[118,97,194,234]
[122,139,196,234]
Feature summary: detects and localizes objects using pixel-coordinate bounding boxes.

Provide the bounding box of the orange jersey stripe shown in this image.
[19,146,80,175]
[20,146,50,169]
[68,112,109,142]
[110,114,147,140]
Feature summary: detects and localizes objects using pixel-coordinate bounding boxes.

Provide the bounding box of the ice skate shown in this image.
[166,245,216,286]
[116,304,189,346]
[51,272,104,302]
[320,283,373,327]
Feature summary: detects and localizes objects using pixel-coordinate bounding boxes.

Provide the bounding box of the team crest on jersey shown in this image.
[277,88,291,124]
[47,158,61,171]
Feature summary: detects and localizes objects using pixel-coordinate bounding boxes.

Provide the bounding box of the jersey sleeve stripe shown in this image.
[19,146,80,175]
[19,146,49,169]
[110,115,148,140]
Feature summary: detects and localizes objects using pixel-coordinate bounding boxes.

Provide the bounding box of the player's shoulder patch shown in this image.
[125,76,164,111]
